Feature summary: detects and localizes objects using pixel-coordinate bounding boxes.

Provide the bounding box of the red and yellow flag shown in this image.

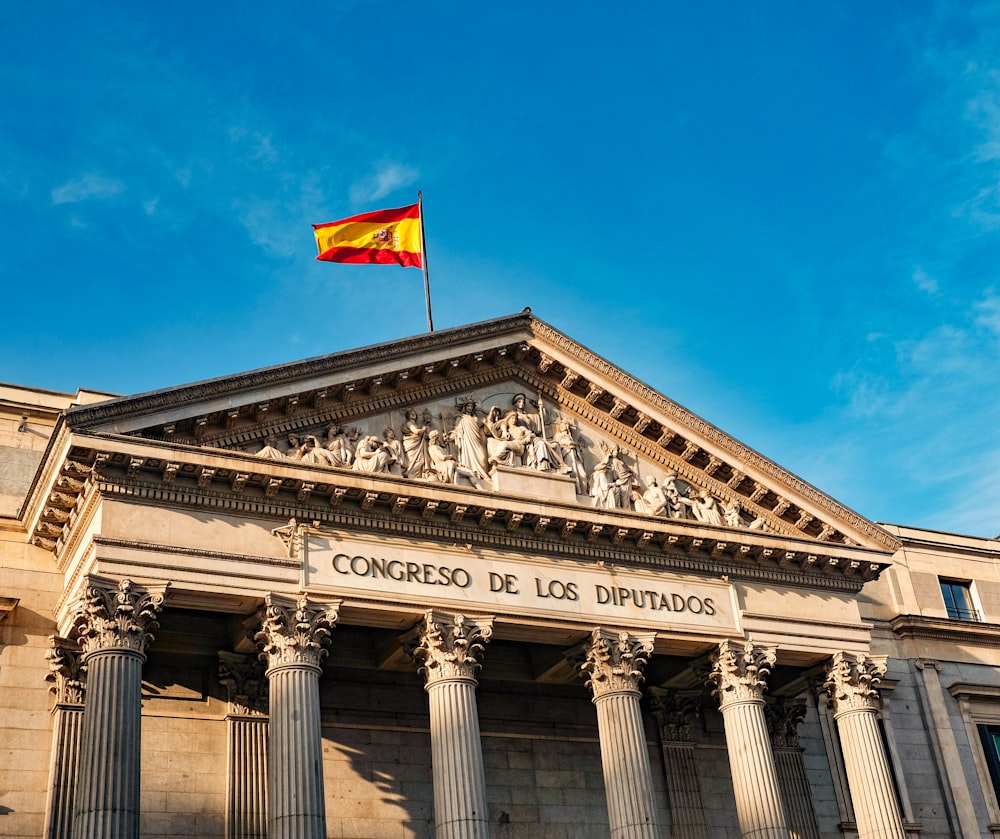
[312,203,422,268]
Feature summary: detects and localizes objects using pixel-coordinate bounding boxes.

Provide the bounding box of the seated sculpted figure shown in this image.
[633,475,667,516]
[353,435,394,474]
[300,435,339,467]
[325,424,354,467]
[503,393,561,472]
[690,489,724,526]
[256,436,284,460]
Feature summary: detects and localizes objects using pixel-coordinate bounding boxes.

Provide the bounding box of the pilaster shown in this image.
[824,652,905,839]
[649,688,708,839]
[70,576,167,839]
[578,627,660,839]
[219,651,270,839]
[255,594,340,839]
[44,637,86,839]
[407,611,494,839]
[766,698,819,839]
[709,640,791,839]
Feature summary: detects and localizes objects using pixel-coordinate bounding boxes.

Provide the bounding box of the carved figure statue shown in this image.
[690,489,724,526]
[256,436,283,460]
[589,462,616,509]
[353,435,394,474]
[485,407,527,469]
[383,428,405,476]
[552,420,587,494]
[662,473,693,519]
[285,434,305,461]
[300,435,339,467]
[401,409,430,478]
[633,475,666,516]
[504,394,560,472]
[427,428,478,485]
[602,445,637,509]
[325,424,354,467]
[723,499,742,528]
[452,401,490,479]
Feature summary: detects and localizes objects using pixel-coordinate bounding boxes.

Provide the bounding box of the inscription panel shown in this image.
[303,533,740,635]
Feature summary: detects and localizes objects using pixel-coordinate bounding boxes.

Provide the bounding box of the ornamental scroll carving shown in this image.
[218,651,269,716]
[72,576,167,658]
[578,628,655,700]
[405,611,494,686]
[254,594,341,672]
[824,651,887,715]
[45,636,86,706]
[765,697,808,749]
[709,640,776,708]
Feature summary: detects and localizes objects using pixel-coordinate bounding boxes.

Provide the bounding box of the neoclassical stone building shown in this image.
[1,311,999,839]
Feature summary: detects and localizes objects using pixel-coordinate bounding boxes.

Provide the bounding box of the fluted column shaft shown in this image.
[407,611,494,839]
[427,677,491,839]
[219,651,270,839]
[44,637,86,839]
[825,652,905,839]
[595,690,660,839]
[267,663,325,839]
[45,705,84,839]
[766,699,819,839]
[579,628,660,839]
[710,640,790,839]
[650,689,708,839]
[73,649,144,839]
[69,577,166,839]
[228,716,268,839]
[255,594,340,839]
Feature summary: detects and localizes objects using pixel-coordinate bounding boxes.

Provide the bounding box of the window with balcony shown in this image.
[939,578,981,622]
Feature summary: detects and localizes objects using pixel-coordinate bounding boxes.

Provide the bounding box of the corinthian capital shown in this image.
[45,636,86,706]
[254,594,340,673]
[72,576,168,658]
[709,639,775,707]
[824,651,886,715]
[406,611,493,686]
[579,627,655,700]
[218,651,269,716]
[765,697,807,749]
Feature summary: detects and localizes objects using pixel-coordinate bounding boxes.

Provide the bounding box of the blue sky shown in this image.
[2,2,998,537]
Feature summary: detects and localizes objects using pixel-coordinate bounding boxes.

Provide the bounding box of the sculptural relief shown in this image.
[242,385,763,532]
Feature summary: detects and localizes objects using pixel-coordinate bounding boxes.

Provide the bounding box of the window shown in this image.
[979,725,1000,802]
[939,579,981,621]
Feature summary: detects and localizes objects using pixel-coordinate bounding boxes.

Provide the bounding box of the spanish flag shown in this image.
[312,203,422,268]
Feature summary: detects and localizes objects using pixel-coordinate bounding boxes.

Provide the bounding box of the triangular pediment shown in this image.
[51,312,897,554]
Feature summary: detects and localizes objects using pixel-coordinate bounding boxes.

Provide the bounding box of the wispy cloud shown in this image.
[349,161,419,207]
[912,266,939,294]
[51,173,125,205]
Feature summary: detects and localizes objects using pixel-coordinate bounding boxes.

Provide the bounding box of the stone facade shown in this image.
[0,312,998,839]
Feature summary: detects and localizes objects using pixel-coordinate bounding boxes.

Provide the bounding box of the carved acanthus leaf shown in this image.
[709,640,775,707]
[406,611,493,685]
[72,576,167,658]
[254,594,341,672]
[824,651,886,715]
[218,651,269,716]
[578,628,655,699]
[45,636,86,706]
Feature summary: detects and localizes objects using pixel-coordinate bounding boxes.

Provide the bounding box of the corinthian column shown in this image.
[70,576,167,839]
[254,594,340,839]
[709,640,790,839]
[407,611,494,839]
[218,652,270,839]
[579,628,660,839]
[824,652,905,839]
[44,637,86,839]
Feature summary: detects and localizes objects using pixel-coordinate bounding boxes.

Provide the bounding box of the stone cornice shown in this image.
[39,434,891,594]
[36,312,893,555]
[528,320,899,553]
[63,313,536,430]
[891,614,1000,647]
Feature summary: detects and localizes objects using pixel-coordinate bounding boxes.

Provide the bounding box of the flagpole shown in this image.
[418,191,434,332]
